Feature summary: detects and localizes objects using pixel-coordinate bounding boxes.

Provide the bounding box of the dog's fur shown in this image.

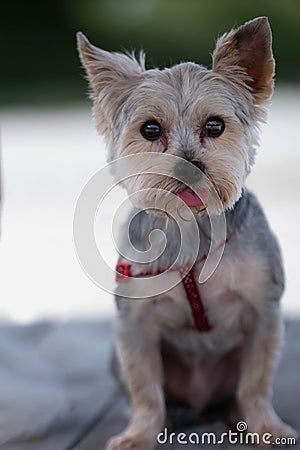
[77,17,298,449]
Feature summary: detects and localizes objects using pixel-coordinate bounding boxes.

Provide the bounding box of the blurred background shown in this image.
[2,0,300,104]
[0,0,300,322]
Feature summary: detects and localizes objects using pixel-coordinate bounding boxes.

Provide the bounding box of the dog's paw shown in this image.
[265,421,298,445]
[106,432,154,450]
[248,419,298,446]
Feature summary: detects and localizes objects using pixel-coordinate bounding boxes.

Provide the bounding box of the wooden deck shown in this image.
[1,320,299,450]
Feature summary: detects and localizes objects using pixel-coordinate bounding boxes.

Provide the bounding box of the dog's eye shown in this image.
[204,117,225,137]
[140,121,162,141]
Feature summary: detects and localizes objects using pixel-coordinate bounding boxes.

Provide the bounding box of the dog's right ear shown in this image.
[212,17,275,104]
[76,32,145,95]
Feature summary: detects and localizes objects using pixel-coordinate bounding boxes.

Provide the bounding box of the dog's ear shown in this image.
[76,32,145,95]
[212,17,275,103]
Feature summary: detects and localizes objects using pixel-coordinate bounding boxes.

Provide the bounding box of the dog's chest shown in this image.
[125,245,269,354]
[195,246,268,327]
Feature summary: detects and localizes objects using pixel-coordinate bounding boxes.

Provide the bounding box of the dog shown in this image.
[77,17,298,449]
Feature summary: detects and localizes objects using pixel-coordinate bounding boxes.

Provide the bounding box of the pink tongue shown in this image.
[177,188,209,207]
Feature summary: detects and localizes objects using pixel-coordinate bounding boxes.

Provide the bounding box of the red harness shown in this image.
[115,235,230,333]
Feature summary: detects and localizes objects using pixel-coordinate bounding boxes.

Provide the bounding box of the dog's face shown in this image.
[77,17,275,216]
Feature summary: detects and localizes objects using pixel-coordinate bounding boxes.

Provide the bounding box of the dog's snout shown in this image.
[191,161,206,172]
[174,160,205,185]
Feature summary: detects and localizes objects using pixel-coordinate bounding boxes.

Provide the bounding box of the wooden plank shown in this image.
[76,320,300,450]
[0,320,299,450]
[0,389,119,450]
[271,320,300,449]
[0,321,118,450]
[76,391,228,450]
[76,392,130,450]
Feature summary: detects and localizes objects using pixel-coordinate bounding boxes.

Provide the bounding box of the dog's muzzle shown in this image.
[174,160,206,185]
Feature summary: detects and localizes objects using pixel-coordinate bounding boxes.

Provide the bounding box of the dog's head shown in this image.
[77,17,275,217]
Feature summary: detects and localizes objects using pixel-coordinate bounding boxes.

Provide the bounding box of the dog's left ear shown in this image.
[76,32,145,95]
[212,17,275,103]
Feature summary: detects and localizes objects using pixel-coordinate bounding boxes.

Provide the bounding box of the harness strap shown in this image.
[115,262,212,332]
[179,267,212,332]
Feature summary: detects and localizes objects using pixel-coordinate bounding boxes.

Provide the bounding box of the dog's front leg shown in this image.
[107,308,165,450]
[237,311,298,441]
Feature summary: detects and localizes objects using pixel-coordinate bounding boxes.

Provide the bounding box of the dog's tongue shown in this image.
[177,188,209,207]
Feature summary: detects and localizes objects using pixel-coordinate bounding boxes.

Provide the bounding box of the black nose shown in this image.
[174,160,205,185]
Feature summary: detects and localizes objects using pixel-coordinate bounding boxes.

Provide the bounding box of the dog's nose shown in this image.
[174,160,205,185]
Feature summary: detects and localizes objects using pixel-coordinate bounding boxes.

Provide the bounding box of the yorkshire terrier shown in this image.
[77,17,298,449]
